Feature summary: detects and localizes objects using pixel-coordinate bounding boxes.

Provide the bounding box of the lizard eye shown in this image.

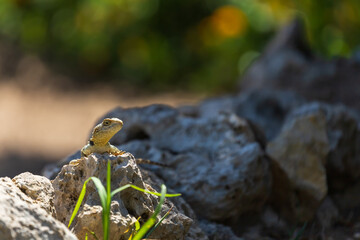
[103,120,110,126]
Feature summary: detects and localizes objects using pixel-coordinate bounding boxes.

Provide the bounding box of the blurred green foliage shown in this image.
[0,0,359,92]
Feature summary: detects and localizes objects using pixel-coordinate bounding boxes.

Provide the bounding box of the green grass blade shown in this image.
[107,160,111,203]
[110,184,132,198]
[111,184,181,198]
[88,176,109,240]
[68,176,108,231]
[68,178,91,228]
[134,218,157,240]
[84,228,99,240]
[154,185,166,214]
[129,184,181,197]
[126,217,141,240]
[103,160,112,240]
[89,177,107,210]
[144,205,174,238]
[134,217,141,231]
[132,184,167,240]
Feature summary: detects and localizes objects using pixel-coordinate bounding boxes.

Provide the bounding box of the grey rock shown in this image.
[52,153,206,240]
[286,103,360,191]
[0,176,77,240]
[240,19,314,92]
[100,105,271,221]
[199,220,241,240]
[332,181,360,214]
[267,102,360,221]
[259,207,289,239]
[141,168,208,240]
[199,207,287,240]
[198,89,305,140]
[267,107,329,221]
[241,225,276,240]
[316,197,339,229]
[240,19,360,111]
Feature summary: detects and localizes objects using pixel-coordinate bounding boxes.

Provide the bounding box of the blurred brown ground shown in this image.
[0,78,202,178]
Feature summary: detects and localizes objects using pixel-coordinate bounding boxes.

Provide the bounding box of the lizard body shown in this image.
[81,118,167,167]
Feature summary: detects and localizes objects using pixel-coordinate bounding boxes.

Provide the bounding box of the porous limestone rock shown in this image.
[12,172,56,217]
[52,153,207,240]
[267,107,329,221]
[140,167,209,240]
[100,104,271,221]
[0,176,77,240]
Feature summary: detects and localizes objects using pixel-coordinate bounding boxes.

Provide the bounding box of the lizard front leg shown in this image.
[109,145,126,156]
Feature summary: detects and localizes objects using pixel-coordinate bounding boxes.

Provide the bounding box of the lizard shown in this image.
[81,118,167,167]
[81,118,125,157]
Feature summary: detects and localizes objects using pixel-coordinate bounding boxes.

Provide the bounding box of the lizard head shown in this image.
[90,118,123,145]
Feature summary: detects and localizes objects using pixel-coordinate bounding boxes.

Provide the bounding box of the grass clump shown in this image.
[68,160,180,240]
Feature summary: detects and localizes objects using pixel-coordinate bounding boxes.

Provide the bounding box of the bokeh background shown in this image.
[0,0,359,176]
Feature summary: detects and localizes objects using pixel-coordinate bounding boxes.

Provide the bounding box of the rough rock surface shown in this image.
[52,153,207,240]
[0,176,77,240]
[99,104,271,221]
[12,172,56,217]
[240,19,360,112]
[316,197,339,230]
[199,220,241,240]
[140,168,209,240]
[286,103,360,191]
[196,89,305,140]
[267,102,360,222]
[267,106,329,221]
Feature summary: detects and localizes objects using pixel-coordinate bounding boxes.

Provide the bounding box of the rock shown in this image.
[316,197,339,229]
[12,172,56,217]
[267,102,360,221]
[0,176,77,240]
[197,89,305,140]
[240,19,360,111]
[141,168,209,240]
[99,105,271,221]
[52,153,206,240]
[267,107,329,221]
[240,19,314,92]
[199,220,241,240]
[332,180,360,217]
[260,207,288,239]
[200,207,287,240]
[241,225,274,240]
[285,103,360,191]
